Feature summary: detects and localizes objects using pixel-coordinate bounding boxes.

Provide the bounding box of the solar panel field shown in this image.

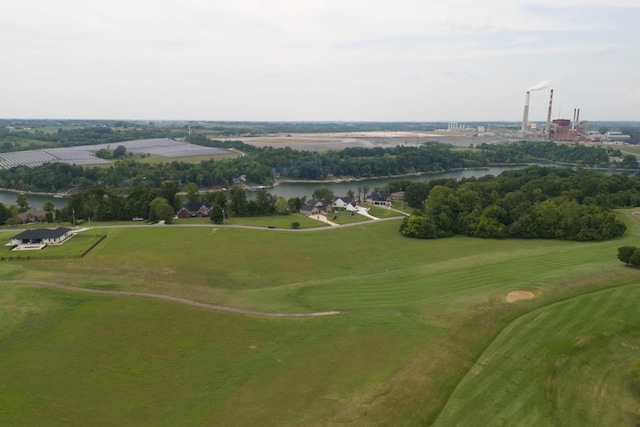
[0,138,230,169]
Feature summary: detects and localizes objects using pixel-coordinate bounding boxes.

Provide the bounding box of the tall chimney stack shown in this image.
[572,108,577,131]
[522,91,530,133]
[546,89,554,140]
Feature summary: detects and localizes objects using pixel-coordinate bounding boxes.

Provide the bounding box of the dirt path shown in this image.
[0,280,341,317]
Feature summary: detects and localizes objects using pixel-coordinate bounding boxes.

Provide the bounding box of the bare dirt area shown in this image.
[506,290,535,302]
[233,132,510,152]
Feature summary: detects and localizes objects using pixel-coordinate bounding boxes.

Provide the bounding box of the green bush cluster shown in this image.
[617,246,640,267]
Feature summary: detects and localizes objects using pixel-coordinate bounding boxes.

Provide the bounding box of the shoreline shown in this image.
[271,166,495,187]
[1,161,627,199]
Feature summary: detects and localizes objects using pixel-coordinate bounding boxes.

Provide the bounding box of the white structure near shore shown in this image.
[8,227,73,250]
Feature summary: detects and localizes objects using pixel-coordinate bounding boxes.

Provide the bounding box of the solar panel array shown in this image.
[0,138,231,169]
[0,150,58,168]
[47,149,112,166]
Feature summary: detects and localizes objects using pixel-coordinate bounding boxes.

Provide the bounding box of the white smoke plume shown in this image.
[527,80,550,92]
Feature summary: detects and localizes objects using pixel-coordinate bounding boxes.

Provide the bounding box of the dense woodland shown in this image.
[399,166,631,241]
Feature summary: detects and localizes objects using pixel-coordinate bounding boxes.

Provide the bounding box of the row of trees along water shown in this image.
[0,140,630,194]
[4,163,639,243]
[399,166,630,241]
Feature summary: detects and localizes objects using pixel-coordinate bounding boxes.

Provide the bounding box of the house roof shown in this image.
[335,196,355,204]
[182,202,212,212]
[302,199,330,210]
[15,208,46,222]
[11,227,71,241]
[370,191,390,201]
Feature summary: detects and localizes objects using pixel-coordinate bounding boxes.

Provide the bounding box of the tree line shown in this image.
[398,166,629,241]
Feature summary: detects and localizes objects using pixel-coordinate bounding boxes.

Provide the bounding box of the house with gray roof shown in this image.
[300,199,331,216]
[9,227,73,248]
[367,191,392,206]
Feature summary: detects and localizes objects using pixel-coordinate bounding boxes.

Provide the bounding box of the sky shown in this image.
[2,0,639,122]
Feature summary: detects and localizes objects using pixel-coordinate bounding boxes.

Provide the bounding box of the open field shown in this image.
[134,152,239,164]
[0,211,639,425]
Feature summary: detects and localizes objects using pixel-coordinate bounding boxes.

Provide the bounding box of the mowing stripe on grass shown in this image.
[434,283,640,426]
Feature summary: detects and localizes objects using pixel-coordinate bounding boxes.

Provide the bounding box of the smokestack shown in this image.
[576,108,580,125]
[522,91,530,133]
[572,108,577,131]
[546,89,553,140]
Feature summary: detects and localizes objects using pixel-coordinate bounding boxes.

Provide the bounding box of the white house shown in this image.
[333,196,359,212]
[9,227,73,248]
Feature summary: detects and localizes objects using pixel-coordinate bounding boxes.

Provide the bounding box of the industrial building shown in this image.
[520,87,630,143]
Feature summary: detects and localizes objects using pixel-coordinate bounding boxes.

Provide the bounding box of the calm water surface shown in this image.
[3,165,532,208]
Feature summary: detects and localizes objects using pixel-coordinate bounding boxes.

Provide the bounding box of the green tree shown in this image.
[362,185,370,202]
[113,145,127,158]
[629,249,640,268]
[404,182,430,209]
[149,197,174,224]
[275,196,290,215]
[617,246,637,264]
[399,215,439,239]
[185,182,200,203]
[229,186,247,217]
[43,200,55,213]
[210,204,224,224]
[255,189,277,215]
[312,187,334,202]
[0,202,12,224]
[159,180,180,211]
[287,196,305,213]
[620,154,638,169]
[95,148,112,159]
[16,193,29,212]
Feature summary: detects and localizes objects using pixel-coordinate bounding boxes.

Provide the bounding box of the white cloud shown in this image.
[1,0,638,120]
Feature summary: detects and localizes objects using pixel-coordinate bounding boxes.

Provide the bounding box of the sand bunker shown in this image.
[506,291,535,302]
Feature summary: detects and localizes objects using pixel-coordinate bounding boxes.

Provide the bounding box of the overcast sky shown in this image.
[2,0,638,122]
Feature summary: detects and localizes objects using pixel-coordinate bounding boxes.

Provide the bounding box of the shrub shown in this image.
[617,246,637,264]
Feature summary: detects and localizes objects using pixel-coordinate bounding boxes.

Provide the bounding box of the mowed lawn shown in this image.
[0,211,639,425]
[434,283,640,426]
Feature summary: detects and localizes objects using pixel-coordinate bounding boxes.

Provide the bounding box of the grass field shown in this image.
[0,210,639,425]
[134,152,239,164]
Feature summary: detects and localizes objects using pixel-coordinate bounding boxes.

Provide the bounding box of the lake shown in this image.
[264,165,530,200]
[5,165,532,209]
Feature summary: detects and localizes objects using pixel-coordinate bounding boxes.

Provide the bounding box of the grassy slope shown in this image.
[434,284,640,426]
[0,211,639,425]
